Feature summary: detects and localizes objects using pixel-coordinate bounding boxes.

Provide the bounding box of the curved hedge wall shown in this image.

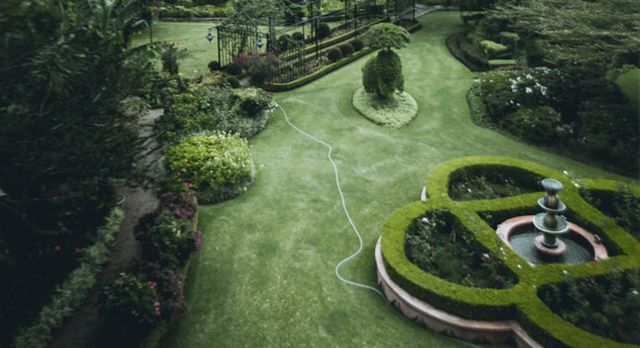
[380,156,640,348]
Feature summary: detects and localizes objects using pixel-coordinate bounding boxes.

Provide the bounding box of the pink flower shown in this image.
[590,278,596,285]
[482,253,490,259]
[421,217,429,224]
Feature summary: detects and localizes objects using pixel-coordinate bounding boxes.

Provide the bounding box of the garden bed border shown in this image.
[379,156,640,348]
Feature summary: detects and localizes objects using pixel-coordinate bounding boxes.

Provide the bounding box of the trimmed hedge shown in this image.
[380,156,640,348]
[265,21,422,92]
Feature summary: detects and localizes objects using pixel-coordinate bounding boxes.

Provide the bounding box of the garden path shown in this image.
[49,109,164,348]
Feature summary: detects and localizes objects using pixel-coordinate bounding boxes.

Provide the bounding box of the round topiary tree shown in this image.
[327,47,343,62]
[361,23,411,99]
[207,60,221,72]
[339,43,355,56]
[350,38,364,51]
[317,22,331,40]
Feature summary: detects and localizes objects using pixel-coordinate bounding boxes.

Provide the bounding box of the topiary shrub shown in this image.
[291,32,305,43]
[317,22,331,40]
[350,38,364,51]
[327,47,343,62]
[339,43,355,56]
[225,76,240,88]
[225,62,243,76]
[277,34,291,52]
[165,133,254,204]
[99,273,160,334]
[480,39,509,59]
[207,60,221,72]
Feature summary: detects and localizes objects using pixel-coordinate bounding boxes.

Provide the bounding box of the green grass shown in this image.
[161,12,636,348]
[615,67,640,114]
[130,21,343,78]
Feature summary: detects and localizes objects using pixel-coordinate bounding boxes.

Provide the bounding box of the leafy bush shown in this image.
[226,62,243,76]
[339,43,355,56]
[225,76,240,88]
[146,263,189,318]
[207,60,221,72]
[499,106,563,145]
[350,38,364,51]
[277,34,291,52]
[580,186,640,242]
[233,87,273,117]
[480,40,509,59]
[134,211,190,266]
[539,269,640,344]
[235,52,280,85]
[291,32,305,43]
[327,47,343,62]
[99,273,160,331]
[317,22,331,39]
[12,209,124,348]
[446,32,489,71]
[159,191,197,222]
[405,209,517,289]
[165,133,253,203]
[161,45,180,75]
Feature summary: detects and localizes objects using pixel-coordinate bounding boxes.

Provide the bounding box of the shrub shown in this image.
[363,49,404,99]
[134,211,190,266]
[159,191,197,222]
[480,40,509,59]
[317,22,331,40]
[350,38,364,51]
[539,269,640,345]
[99,273,160,332]
[291,32,305,43]
[327,47,343,62]
[233,87,273,117]
[277,34,291,52]
[235,52,280,85]
[338,43,355,56]
[165,133,253,203]
[225,76,240,88]
[406,209,517,289]
[499,106,563,145]
[207,60,221,72]
[161,45,180,75]
[146,263,189,318]
[225,62,243,76]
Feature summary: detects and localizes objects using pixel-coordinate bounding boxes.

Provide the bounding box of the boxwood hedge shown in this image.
[380,156,640,348]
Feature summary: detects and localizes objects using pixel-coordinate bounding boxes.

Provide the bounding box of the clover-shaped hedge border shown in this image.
[380,156,640,348]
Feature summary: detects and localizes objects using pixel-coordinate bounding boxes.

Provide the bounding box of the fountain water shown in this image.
[496,179,608,265]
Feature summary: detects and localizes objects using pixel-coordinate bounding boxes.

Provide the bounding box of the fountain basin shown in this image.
[496,216,608,266]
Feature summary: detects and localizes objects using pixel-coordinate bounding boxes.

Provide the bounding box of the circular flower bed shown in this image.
[352,87,418,129]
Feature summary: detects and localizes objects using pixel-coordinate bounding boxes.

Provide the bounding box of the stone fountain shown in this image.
[533,179,569,256]
[496,178,608,265]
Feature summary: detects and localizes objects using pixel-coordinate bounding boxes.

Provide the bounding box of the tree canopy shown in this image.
[363,23,411,51]
[491,0,640,67]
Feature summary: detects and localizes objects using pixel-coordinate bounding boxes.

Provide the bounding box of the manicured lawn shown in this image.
[131,22,222,77]
[161,12,635,348]
[615,67,640,114]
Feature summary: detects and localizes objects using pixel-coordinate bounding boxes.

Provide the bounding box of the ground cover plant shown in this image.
[580,186,640,242]
[539,269,640,345]
[406,209,517,289]
[448,166,541,200]
[160,12,637,348]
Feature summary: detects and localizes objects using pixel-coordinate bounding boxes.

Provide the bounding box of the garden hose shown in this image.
[273,102,384,298]
[275,101,485,348]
